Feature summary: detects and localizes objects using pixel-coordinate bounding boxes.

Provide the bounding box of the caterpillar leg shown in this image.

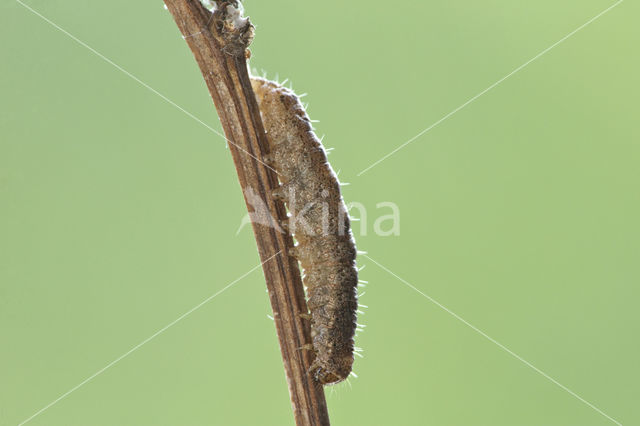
[279,219,290,232]
[262,152,276,166]
[272,186,287,201]
[288,245,300,259]
[297,343,314,351]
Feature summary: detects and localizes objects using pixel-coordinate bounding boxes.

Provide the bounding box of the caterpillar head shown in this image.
[309,355,353,385]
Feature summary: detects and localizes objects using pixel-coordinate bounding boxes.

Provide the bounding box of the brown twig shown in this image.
[162,1,330,425]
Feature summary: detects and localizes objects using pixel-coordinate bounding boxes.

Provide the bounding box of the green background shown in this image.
[1,1,638,425]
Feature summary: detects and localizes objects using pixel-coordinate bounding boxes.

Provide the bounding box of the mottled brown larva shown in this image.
[251,76,358,385]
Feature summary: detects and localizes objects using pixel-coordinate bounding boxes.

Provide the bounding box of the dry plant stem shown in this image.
[162,1,330,425]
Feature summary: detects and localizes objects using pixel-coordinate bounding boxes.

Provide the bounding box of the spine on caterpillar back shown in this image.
[251,77,358,385]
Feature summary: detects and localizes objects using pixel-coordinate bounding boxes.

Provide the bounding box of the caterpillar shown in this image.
[251,77,359,385]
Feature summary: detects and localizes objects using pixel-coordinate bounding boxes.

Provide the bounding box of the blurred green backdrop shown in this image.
[1,1,638,425]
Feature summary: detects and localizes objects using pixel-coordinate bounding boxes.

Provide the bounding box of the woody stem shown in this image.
[162,1,330,425]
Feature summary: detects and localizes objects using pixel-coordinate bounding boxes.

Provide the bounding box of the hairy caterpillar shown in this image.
[251,77,358,385]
